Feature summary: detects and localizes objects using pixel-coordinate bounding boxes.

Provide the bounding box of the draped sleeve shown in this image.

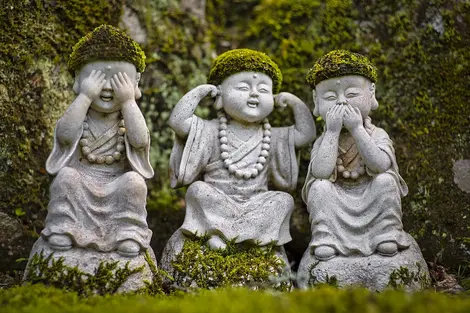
[169,116,216,188]
[45,120,82,175]
[301,133,324,203]
[369,127,408,196]
[269,126,298,192]
[125,131,154,179]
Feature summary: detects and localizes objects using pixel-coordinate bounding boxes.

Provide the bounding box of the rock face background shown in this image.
[1,0,469,282]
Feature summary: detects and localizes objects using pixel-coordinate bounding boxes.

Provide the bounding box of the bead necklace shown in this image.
[218,111,271,180]
[79,116,126,165]
[336,157,366,179]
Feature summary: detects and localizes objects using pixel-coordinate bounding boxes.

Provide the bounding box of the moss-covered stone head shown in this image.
[67,24,146,76]
[207,49,282,94]
[306,50,377,88]
[308,50,379,117]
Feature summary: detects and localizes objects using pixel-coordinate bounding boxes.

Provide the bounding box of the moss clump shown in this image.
[306,49,378,87]
[68,24,146,75]
[207,48,283,93]
[169,236,290,291]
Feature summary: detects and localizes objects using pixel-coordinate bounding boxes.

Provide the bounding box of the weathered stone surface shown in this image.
[0,213,23,246]
[25,237,157,293]
[297,235,429,291]
[453,159,470,193]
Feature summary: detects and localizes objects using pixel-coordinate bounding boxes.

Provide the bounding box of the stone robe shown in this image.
[302,120,411,256]
[170,116,297,246]
[42,117,154,252]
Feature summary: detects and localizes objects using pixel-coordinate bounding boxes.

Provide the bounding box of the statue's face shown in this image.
[220,72,274,123]
[315,75,375,120]
[75,61,139,113]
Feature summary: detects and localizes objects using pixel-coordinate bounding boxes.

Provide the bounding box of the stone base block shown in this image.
[24,237,158,294]
[297,235,429,291]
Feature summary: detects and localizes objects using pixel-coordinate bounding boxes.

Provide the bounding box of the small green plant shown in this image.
[388,263,430,289]
[306,260,338,288]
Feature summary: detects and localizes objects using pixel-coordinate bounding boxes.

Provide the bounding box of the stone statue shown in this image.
[24,25,157,293]
[161,49,316,284]
[297,50,429,291]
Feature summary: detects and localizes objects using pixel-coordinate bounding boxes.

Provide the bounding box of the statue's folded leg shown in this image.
[114,171,152,257]
[370,173,402,256]
[43,167,82,250]
[307,179,341,260]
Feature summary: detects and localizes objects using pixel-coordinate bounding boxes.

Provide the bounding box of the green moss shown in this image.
[169,236,291,291]
[24,250,171,296]
[25,251,144,296]
[207,48,283,93]
[2,284,470,313]
[388,264,431,289]
[306,49,378,87]
[142,250,173,295]
[68,24,146,75]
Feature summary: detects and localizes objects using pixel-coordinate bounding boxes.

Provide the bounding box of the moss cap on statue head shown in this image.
[306,50,378,88]
[67,24,146,76]
[208,49,283,94]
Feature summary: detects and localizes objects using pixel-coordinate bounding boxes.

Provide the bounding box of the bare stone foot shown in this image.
[48,234,72,251]
[377,241,398,256]
[207,236,227,250]
[314,245,337,260]
[117,240,141,257]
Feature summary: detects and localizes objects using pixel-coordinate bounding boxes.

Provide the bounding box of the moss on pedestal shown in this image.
[24,250,168,296]
[169,236,291,291]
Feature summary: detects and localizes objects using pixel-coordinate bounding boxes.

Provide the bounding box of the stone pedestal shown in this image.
[24,237,158,293]
[297,235,429,291]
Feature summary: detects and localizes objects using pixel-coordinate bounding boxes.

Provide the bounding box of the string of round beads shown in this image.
[336,157,366,180]
[80,116,126,165]
[218,111,271,180]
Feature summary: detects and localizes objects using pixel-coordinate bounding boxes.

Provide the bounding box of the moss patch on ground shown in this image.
[1,284,470,313]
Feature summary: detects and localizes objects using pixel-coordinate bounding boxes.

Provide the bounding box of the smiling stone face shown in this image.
[75,61,138,113]
[219,71,274,123]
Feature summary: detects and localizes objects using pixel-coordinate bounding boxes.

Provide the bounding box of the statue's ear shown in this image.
[370,83,378,110]
[134,73,142,99]
[73,77,79,94]
[312,89,319,116]
[214,85,223,110]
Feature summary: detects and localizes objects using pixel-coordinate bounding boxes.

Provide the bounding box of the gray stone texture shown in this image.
[25,237,157,292]
[297,234,429,291]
